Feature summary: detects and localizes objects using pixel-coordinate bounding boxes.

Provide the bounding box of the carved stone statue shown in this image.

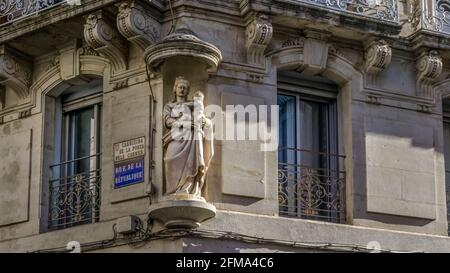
[163,76,214,200]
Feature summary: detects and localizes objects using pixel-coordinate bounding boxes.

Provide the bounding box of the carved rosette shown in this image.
[364,40,392,74]
[0,45,32,99]
[144,27,222,73]
[246,14,273,66]
[416,50,443,97]
[84,11,128,73]
[117,0,160,51]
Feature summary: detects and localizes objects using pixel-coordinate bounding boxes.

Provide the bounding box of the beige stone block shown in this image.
[366,166,402,199]
[221,140,266,199]
[365,116,437,219]
[219,92,267,199]
[401,171,436,204]
[0,129,32,226]
[367,195,436,220]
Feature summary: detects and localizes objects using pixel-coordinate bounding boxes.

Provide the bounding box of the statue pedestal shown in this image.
[149,198,216,229]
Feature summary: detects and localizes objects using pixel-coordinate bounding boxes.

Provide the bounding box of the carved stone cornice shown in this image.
[416,50,443,98]
[117,0,160,51]
[364,40,392,74]
[245,13,273,67]
[84,10,128,74]
[0,45,32,99]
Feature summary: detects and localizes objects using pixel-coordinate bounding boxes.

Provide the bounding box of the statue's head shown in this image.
[173,76,190,101]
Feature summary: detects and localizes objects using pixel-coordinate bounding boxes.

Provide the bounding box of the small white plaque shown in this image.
[114,137,146,162]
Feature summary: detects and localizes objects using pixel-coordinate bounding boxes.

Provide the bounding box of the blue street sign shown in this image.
[114,158,145,188]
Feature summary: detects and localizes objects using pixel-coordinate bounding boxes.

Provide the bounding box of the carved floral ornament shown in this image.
[364,40,392,74]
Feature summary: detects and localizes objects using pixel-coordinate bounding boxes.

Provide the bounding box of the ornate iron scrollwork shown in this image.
[0,0,66,27]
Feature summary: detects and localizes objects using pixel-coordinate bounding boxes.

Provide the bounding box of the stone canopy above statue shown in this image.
[144,26,223,73]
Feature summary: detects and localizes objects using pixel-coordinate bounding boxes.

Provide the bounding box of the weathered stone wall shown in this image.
[1,0,450,252]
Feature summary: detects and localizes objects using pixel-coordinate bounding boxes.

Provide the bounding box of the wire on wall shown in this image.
[167,0,176,35]
[31,225,423,253]
[145,63,157,205]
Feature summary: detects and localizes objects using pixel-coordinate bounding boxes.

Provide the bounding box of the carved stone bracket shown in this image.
[364,40,392,74]
[117,0,160,51]
[416,50,443,98]
[0,45,32,99]
[245,13,273,67]
[84,10,128,74]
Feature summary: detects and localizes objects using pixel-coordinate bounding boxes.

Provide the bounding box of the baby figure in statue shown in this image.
[192,91,207,137]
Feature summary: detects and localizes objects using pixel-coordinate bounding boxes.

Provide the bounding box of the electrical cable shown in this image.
[167,0,176,35]
[145,61,157,208]
[31,225,424,253]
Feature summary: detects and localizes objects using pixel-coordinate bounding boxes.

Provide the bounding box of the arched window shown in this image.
[43,78,103,231]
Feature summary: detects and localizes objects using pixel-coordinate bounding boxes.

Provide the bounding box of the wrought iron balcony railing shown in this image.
[278,147,346,224]
[48,153,101,230]
[281,0,399,23]
[409,0,450,35]
[0,0,68,27]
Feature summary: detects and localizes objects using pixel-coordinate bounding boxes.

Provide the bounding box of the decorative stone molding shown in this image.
[45,56,61,71]
[0,45,32,99]
[245,13,273,67]
[58,41,81,82]
[416,50,443,98]
[144,27,222,73]
[302,29,331,75]
[78,45,100,57]
[364,40,392,74]
[19,109,31,119]
[281,37,305,48]
[113,79,129,90]
[366,94,382,105]
[417,103,433,113]
[117,0,160,51]
[84,11,128,74]
[247,73,264,83]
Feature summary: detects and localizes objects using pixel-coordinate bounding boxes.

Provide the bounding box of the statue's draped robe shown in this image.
[163,102,214,196]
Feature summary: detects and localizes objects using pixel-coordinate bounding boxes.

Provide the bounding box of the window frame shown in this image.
[47,90,103,231]
[277,74,345,224]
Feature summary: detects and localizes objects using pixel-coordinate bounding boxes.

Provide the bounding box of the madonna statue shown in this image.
[163,76,214,199]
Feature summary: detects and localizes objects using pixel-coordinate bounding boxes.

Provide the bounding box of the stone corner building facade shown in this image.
[2,0,450,253]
